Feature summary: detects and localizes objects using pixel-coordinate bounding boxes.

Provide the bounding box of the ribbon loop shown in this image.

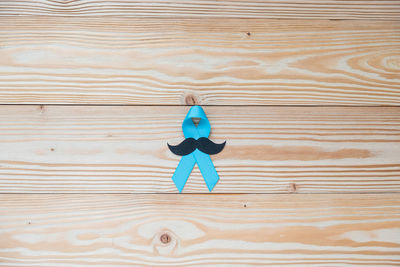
[171,105,220,192]
[182,105,211,138]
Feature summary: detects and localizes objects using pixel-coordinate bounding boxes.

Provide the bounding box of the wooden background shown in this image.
[1,1,400,266]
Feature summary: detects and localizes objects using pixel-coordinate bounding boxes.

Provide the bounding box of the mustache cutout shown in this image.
[168,137,226,156]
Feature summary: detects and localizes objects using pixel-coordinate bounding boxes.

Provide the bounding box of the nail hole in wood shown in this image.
[247,32,251,36]
[160,233,171,244]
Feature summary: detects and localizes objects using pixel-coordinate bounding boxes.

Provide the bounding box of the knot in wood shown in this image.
[185,94,198,106]
[160,233,171,244]
[289,183,297,193]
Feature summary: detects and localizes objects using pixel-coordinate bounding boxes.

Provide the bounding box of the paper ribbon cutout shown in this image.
[168,105,225,192]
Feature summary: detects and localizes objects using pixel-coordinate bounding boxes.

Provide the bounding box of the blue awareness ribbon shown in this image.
[171,105,220,192]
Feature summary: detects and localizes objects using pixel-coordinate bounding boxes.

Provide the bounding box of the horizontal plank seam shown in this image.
[1,15,400,22]
[1,104,400,108]
[2,192,400,195]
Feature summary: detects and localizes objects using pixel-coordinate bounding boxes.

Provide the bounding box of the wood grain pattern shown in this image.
[1,194,400,266]
[0,105,399,193]
[1,17,400,105]
[1,0,400,265]
[1,0,400,20]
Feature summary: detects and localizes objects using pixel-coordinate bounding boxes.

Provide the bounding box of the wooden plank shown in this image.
[1,0,400,20]
[1,193,400,266]
[1,17,400,105]
[0,105,399,193]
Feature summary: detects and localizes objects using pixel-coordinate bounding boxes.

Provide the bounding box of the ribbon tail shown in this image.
[171,154,196,193]
[193,150,220,192]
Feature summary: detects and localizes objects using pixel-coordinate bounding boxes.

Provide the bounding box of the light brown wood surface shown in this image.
[1,17,400,105]
[1,194,400,266]
[1,0,400,20]
[1,1,400,265]
[0,105,399,193]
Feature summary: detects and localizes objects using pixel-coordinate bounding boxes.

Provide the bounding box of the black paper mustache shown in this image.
[168,137,226,156]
